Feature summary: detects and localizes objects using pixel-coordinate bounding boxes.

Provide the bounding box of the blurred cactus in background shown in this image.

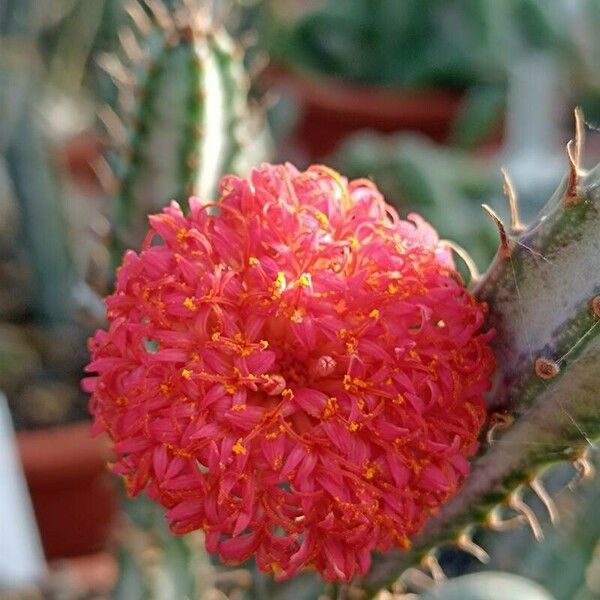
[97,0,271,261]
[262,0,600,148]
[0,0,94,429]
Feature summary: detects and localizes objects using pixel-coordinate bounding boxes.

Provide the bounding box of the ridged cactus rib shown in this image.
[360,124,600,596]
[106,0,252,255]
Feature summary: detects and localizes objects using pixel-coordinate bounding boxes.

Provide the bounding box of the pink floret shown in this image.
[84,163,494,581]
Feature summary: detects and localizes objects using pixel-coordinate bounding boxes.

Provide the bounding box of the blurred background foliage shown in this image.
[1,0,600,598]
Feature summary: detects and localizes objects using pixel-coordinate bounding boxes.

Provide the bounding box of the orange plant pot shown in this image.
[17,421,118,559]
[266,66,467,160]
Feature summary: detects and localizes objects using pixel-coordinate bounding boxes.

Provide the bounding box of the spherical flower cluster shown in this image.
[84,163,494,581]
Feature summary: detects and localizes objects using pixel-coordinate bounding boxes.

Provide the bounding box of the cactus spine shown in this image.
[100,0,261,257]
[358,112,600,596]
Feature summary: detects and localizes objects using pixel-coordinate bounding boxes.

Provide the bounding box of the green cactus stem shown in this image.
[99,0,262,260]
[358,110,600,597]
[5,110,74,324]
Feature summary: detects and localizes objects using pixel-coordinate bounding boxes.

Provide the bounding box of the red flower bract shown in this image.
[84,163,494,581]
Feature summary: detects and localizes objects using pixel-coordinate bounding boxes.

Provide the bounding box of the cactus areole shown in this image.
[83,163,494,581]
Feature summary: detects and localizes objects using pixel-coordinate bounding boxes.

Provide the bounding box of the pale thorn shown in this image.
[421,554,446,583]
[565,139,581,203]
[500,168,525,233]
[403,567,435,591]
[391,579,409,594]
[487,508,525,531]
[573,106,585,170]
[144,0,174,32]
[125,1,153,36]
[530,478,559,525]
[485,413,514,445]
[248,51,271,81]
[457,532,490,564]
[373,592,396,600]
[565,107,587,202]
[481,203,511,257]
[119,27,144,64]
[181,0,200,21]
[570,453,595,490]
[179,0,210,35]
[440,239,480,285]
[97,105,126,146]
[90,156,119,196]
[509,491,544,541]
[97,53,133,87]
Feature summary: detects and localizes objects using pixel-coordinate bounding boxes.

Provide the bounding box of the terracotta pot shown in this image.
[17,421,118,559]
[266,65,467,160]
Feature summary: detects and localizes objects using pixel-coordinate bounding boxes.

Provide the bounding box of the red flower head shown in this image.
[84,163,494,581]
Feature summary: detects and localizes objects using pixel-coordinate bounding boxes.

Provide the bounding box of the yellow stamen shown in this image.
[315,210,329,227]
[343,375,369,391]
[343,374,352,390]
[181,368,192,380]
[274,272,286,293]
[297,272,312,288]
[282,388,294,401]
[364,465,376,480]
[232,438,246,455]
[348,421,360,432]
[368,308,380,319]
[290,308,305,323]
[322,396,338,419]
[248,256,259,266]
[183,297,198,311]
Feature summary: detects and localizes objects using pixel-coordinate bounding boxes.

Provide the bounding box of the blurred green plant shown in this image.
[0,0,104,428]
[97,0,271,262]
[262,0,600,147]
